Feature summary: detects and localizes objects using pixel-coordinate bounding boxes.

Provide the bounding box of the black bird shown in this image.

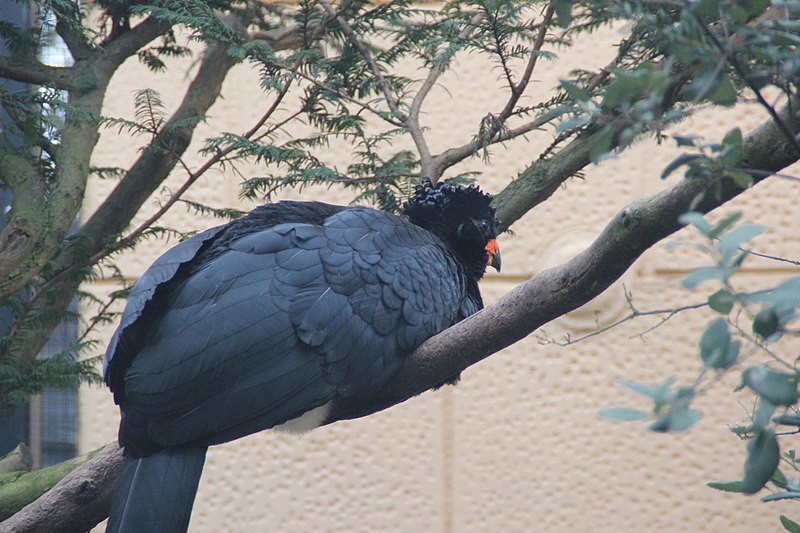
[104,178,501,532]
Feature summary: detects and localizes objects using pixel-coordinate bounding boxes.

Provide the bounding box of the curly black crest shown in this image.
[402,177,496,230]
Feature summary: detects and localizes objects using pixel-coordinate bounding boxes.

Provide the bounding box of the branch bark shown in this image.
[330,93,800,420]
[0,14,173,303]
[6,85,799,533]
[0,57,90,91]
[0,444,123,533]
[76,16,246,253]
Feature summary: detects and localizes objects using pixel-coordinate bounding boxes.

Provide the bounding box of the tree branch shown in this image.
[7,81,800,533]
[496,3,554,123]
[0,134,46,293]
[0,444,123,533]
[410,12,486,180]
[426,4,555,182]
[687,3,800,157]
[327,92,800,420]
[0,12,174,303]
[318,0,404,119]
[0,56,88,91]
[77,16,245,252]
[53,8,93,61]
[97,16,171,70]
[429,106,563,182]
[0,16,249,371]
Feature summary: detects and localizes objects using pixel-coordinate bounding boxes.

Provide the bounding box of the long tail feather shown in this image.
[107,447,207,533]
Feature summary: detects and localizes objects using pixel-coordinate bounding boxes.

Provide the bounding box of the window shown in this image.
[0,3,78,468]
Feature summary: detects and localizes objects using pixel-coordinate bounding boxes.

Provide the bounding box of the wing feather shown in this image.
[109,204,471,451]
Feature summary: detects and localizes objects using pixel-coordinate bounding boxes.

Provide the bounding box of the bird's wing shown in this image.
[104,225,226,389]
[112,207,466,449]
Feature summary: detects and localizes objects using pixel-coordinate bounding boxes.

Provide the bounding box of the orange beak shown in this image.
[485,239,501,272]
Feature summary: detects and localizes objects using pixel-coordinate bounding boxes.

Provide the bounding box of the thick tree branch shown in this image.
[0,134,46,292]
[97,16,171,70]
[0,12,174,303]
[7,85,800,533]
[0,56,89,91]
[327,93,800,420]
[1,18,248,371]
[77,18,245,251]
[54,9,93,61]
[491,124,603,231]
[0,444,123,533]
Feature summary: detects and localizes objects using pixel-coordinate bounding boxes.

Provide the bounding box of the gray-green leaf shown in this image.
[780,515,800,533]
[597,407,649,421]
[742,366,799,406]
[700,318,735,369]
[707,480,744,493]
[742,428,780,494]
[708,289,735,314]
[717,224,764,264]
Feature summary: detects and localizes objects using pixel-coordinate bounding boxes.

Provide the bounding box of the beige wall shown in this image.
[80,21,800,532]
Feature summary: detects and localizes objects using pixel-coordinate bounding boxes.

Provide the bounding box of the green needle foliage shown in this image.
[0,0,799,527]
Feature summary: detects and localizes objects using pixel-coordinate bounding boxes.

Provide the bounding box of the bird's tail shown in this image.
[106,446,207,533]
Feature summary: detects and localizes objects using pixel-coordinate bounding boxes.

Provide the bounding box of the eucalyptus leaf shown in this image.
[717,224,764,264]
[727,170,754,188]
[590,125,615,163]
[773,414,800,426]
[720,127,743,166]
[772,468,788,489]
[708,211,742,239]
[709,72,737,107]
[708,289,734,314]
[597,407,649,421]
[649,406,702,433]
[742,428,780,494]
[553,0,574,28]
[753,399,776,429]
[742,366,798,406]
[682,266,734,289]
[699,318,731,369]
[619,377,675,401]
[560,79,591,103]
[780,515,800,533]
[662,154,705,180]
[555,114,591,134]
[753,307,780,338]
[678,211,711,234]
[673,134,702,147]
[762,492,800,502]
[707,480,744,493]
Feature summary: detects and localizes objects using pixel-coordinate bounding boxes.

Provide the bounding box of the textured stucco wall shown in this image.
[79,20,800,533]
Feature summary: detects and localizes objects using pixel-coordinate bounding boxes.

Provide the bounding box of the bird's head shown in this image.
[403,177,501,278]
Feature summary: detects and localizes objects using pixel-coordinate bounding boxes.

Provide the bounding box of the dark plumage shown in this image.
[104,178,500,532]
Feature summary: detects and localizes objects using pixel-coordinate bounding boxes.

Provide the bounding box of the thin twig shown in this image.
[736,167,800,183]
[536,299,708,347]
[318,0,404,119]
[430,106,563,177]
[497,3,555,122]
[409,12,486,180]
[730,321,796,371]
[286,66,404,127]
[426,4,556,180]
[687,3,800,157]
[739,248,800,267]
